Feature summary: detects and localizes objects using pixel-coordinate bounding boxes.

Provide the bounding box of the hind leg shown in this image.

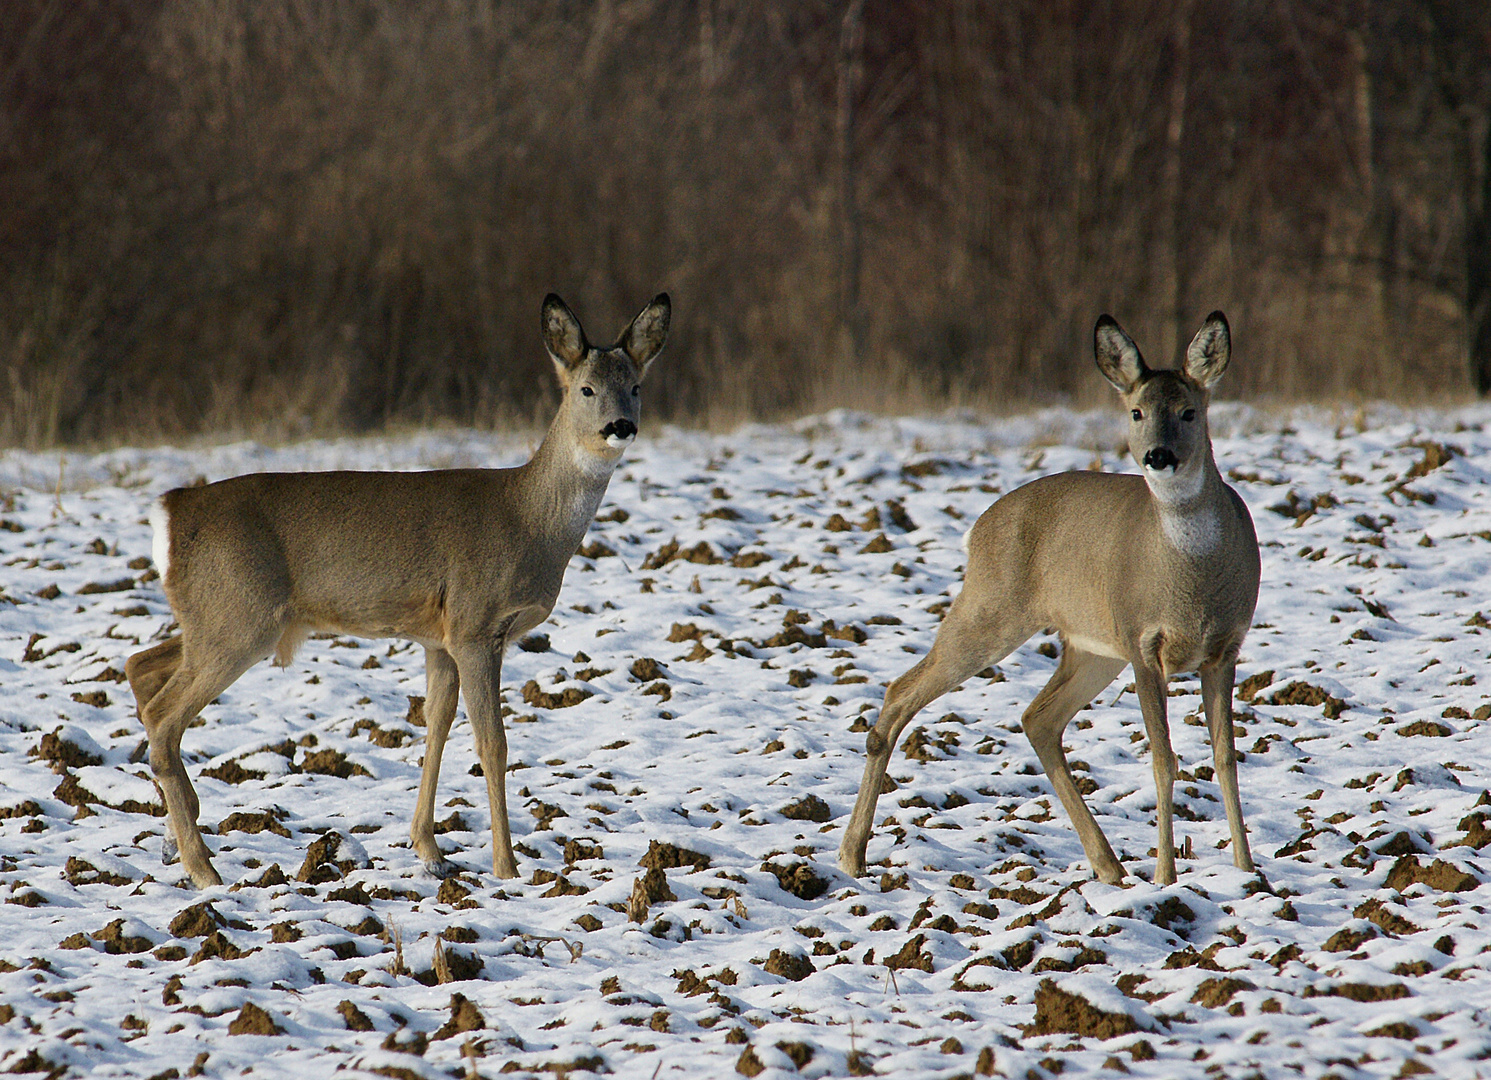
[126,635,184,716]
[142,635,271,887]
[839,599,1037,877]
[1020,647,1127,883]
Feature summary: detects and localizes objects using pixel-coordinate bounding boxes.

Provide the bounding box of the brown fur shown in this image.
[129,294,669,887]
[839,312,1260,886]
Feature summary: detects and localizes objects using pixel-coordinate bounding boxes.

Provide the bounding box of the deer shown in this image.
[838,311,1259,887]
[125,293,670,888]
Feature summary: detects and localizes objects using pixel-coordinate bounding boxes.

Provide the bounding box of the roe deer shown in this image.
[126,293,670,887]
[838,312,1259,886]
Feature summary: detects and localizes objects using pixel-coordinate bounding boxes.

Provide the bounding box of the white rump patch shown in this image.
[149,497,171,580]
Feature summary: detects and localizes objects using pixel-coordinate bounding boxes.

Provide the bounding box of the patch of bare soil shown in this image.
[762,860,828,901]
[638,839,711,872]
[1384,855,1480,893]
[1026,979,1143,1038]
[761,948,814,982]
[228,1002,285,1035]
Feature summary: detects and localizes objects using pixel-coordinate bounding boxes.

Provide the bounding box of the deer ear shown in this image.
[542,294,588,382]
[617,293,670,378]
[1184,311,1230,387]
[1094,315,1147,392]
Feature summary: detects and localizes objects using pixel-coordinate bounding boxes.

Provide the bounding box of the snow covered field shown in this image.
[2,405,1491,1079]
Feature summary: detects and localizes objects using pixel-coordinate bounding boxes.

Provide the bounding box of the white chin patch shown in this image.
[605,433,635,449]
[1146,462,1205,504]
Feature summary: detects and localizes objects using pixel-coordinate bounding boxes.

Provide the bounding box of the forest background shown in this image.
[1,0,1488,446]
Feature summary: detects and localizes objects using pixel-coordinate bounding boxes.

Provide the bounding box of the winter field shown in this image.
[3,406,1491,1079]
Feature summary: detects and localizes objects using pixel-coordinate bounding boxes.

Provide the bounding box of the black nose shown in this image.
[1143,447,1178,471]
[602,418,637,440]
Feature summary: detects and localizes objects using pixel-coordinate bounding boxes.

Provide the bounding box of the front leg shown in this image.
[410,646,461,876]
[451,640,519,879]
[1133,664,1177,885]
[1200,660,1255,874]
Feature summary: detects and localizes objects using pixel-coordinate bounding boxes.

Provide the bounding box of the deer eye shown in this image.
[580,386,595,397]
[1181,407,1196,422]
[632,385,640,396]
[1130,409,1143,422]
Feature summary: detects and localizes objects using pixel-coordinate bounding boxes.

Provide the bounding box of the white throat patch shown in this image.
[1158,502,1222,555]
[1145,462,1219,555]
[572,442,621,479]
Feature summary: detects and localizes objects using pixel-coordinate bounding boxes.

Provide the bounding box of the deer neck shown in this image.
[1145,446,1225,557]
[518,410,620,545]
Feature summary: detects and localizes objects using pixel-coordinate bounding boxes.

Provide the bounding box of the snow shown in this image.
[1,405,1491,1078]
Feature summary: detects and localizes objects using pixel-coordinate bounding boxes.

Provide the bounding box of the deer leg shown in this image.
[1201,660,1254,873]
[1133,665,1178,885]
[452,642,518,879]
[839,604,1033,877]
[410,646,461,876]
[140,641,263,888]
[1020,649,1127,884]
[126,635,183,716]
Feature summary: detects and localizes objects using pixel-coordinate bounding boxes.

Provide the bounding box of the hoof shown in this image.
[423,857,456,879]
[161,835,179,866]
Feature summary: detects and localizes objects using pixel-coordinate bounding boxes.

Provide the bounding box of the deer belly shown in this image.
[1064,633,1128,661]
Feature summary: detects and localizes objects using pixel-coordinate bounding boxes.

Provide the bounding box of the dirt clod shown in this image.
[227,1002,284,1036]
[1026,979,1142,1039]
[169,903,225,939]
[33,729,102,770]
[762,948,814,982]
[1147,896,1196,934]
[218,810,290,838]
[884,933,933,973]
[93,919,152,954]
[779,794,831,822]
[1385,855,1480,893]
[763,861,828,901]
[522,681,593,709]
[1190,977,1253,1007]
[639,840,710,872]
[1269,680,1348,717]
[433,993,485,1039]
[337,1000,374,1031]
